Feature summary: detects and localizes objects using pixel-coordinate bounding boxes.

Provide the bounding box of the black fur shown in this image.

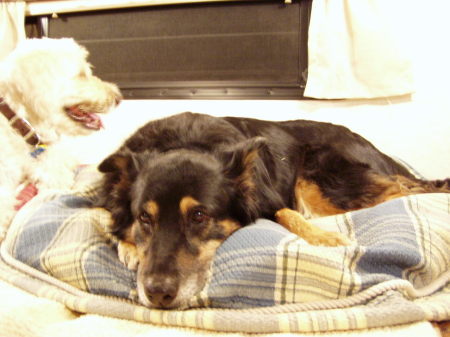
[94,112,430,237]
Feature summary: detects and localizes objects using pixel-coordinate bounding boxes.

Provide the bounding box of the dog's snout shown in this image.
[107,82,122,106]
[113,90,122,106]
[144,276,178,308]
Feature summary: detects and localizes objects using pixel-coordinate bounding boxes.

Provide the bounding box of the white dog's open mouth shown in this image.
[65,105,103,130]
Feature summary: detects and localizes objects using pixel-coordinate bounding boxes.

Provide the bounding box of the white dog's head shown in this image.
[0,38,121,143]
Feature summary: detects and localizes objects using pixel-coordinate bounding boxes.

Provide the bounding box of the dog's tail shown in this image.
[396,176,450,195]
[425,178,450,192]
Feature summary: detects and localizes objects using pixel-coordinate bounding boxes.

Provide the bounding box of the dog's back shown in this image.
[224,116,414,177]
[100,112,448,222]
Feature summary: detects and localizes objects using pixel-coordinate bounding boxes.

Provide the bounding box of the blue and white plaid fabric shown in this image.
[203,194,450,309]
[1,166,449,333]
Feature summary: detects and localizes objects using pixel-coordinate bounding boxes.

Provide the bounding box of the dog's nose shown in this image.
[114,92,122,106]
[105,81,122,106]
[144,276,178,308]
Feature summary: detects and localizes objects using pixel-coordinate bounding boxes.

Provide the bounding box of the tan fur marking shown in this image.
[117,240,139,271]
[218,219,241,236]
[179,196,200,218]
[232,149,259,197]
[127,201,159,266]
[113,155,128,171]
[295,176,418,219]
[144,200,159,219]
[235,149,259,209]
[369,174,445,204]
[122,223,136,243]
[358,174,441,209]
[176,220,240,269]
[367,174,404,204]
[295,179,346,218]
[113,156,131,190]
[177,239,222,268]
[243,149,259,168]
[121,220,148,266]
[275,208,351,246]
[198,239,222,262]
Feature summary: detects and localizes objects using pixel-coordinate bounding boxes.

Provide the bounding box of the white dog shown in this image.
[0,38,121,234]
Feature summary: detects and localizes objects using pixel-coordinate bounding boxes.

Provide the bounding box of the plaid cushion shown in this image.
[203,194,450,308]
[10,194,137,300]
[1,165,449,333]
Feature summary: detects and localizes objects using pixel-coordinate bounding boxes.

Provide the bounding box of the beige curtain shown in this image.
[304,0,414,99]
[0,1,26,61]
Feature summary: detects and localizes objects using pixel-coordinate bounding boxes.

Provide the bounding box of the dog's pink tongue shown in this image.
[84,112,103,130]
[65,106,103,130]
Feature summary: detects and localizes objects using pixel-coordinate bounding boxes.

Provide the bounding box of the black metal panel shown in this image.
[44,0,311,99]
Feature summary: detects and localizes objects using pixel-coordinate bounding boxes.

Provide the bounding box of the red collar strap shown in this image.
[0,97,41,146]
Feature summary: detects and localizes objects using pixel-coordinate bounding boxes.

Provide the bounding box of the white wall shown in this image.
[98,1,449,179]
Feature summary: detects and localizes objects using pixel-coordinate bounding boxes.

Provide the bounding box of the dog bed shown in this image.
[0,166,449,333]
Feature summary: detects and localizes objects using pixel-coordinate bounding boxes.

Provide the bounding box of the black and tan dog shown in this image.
[94,112,449,309]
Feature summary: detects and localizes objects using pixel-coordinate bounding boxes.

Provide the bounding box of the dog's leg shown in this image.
[275,208,351,246]
[117,241,139,271]
[87,207,140,270]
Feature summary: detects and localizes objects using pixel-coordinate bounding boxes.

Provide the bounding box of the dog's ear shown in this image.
[98,152,144,173]
[97,153,140,239]
[98,154,130,173]
[220,137,267,180]
[219,137,270,222]
[98,153,146,197]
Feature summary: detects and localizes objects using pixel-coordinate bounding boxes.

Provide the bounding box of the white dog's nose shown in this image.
[107,82,122,107]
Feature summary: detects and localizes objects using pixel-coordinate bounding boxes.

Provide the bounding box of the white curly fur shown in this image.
[0,38,121,233]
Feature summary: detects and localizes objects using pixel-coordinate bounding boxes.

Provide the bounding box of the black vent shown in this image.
[39,1,312,99]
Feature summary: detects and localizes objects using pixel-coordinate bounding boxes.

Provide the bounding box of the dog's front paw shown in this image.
[117,241,139,271]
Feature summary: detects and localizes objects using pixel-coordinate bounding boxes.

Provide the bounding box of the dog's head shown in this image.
[0,38,121,142]
[98,137,275,308]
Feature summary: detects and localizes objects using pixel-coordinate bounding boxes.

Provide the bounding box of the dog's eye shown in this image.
[138,211,153,227]
[190,209,209,225]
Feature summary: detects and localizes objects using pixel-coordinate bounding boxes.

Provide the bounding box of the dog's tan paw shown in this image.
[117,241,139,271]
[303,229,352,247]
[275,208,351,247]
[275,208,302,234]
